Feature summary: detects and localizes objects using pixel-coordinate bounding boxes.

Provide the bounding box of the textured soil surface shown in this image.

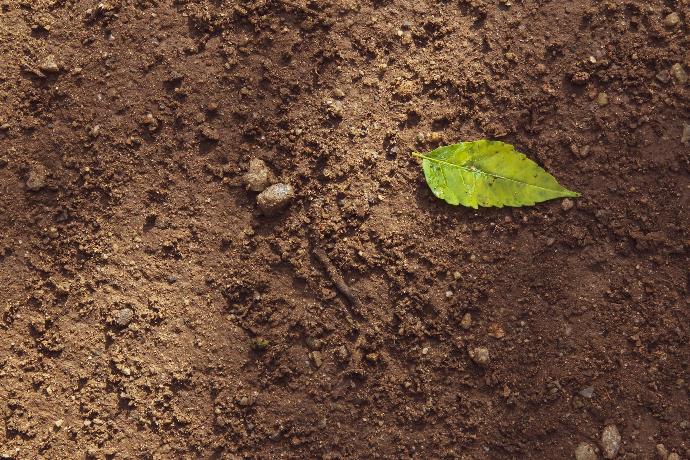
[1,0,689,459]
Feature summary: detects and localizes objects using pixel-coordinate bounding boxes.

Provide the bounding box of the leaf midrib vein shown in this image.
[415,154,563,193]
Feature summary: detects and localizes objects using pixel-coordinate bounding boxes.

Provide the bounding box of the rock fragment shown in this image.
[244,158,272,192]
[141,113,159,132]
[257,183,294,216]
[572,71,590,85]
[199,125,219,142]
[310,351,323,368]
[237,395,253,407]
[656,70,671,84]
[460,312,473,330]
[671,64,688,84]
[561,198,574,211]
[39,55,59,73]
[469,347,490,366]
[656,444,669,459]
[601,425,621,459]
[26,166,47,191]
[663,12,680,28]
[596,92,609,107]
[579,386,594,399]
[682,124,690,145]
[575,442,598,460]
[113,308,134,327]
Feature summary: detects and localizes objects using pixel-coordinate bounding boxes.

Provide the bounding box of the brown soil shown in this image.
[1,1,689,459]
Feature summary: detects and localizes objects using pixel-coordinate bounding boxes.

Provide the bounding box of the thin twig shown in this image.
[313,248,362,311]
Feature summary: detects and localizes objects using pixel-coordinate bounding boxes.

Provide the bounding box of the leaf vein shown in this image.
[417,155,563,193]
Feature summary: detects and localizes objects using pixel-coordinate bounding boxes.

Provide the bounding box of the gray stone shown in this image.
[579,386,594,399]
[656,70,671,84]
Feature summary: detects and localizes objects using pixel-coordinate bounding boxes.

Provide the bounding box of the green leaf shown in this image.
[413,140,579,209]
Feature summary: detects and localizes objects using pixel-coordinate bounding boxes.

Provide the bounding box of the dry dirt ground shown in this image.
[1,0,689,459]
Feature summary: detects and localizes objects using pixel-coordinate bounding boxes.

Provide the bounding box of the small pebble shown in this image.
[572,71,590,85]
[310,351,323,368]
[561,198,574,211]
[460,313,473,330]
[365,352,379,363]
[26,166,47,191]
[113,307,134,327]
[596,92,609,107]
[656,70,671,84]
[682,124,690,145]
[244,158,272,192]
[656,444,669,459]
[575,442,598,460]
[671,63,688,84]
[199,125,219,142]
[469,347,490,366]
[335,345,349,362]
[663,12,680,28]
[256,183,295,216]
[251,337,270,350]
[579,386,594,399]
[601,425,621,459]
[142,113,159,132]
[39,55,59,73]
